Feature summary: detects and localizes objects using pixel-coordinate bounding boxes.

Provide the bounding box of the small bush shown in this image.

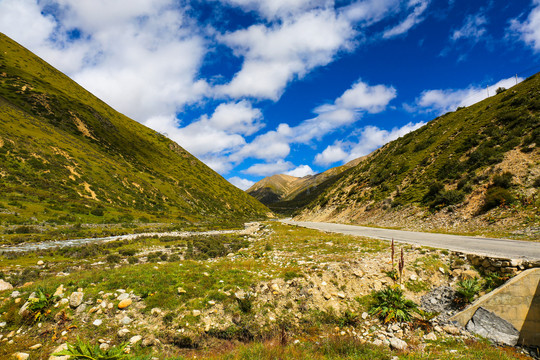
[495,87,506,94]
[533,176,540,188]
[127,256,138,264]
[481,187,515,212]
[237,293,254,313]
[106,254,121,264]
[283,271,302,281]
[25,287,59,323]
[491,172,513,189]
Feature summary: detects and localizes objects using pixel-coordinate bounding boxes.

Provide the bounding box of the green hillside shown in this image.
[296,74,540,236]
[0,33,268,238]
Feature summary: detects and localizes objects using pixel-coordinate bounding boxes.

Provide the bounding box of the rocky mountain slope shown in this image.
[294,75,540,236]
[0,34,268,229]
[247,157,364,214]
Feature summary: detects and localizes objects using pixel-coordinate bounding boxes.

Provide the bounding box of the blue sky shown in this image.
[1,0,540,189]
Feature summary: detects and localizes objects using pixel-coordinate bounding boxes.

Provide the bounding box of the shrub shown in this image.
[491,172,513,189]
[495,87,506,94]
[533,176,540,188]
[482,272,509,292]
[237,294,253,314]
[283,271,302,281]
[127,256,138,264]
[106,254,121,264]
[481,187,514,212]
[454,278,482,307]
[369,286,419,323]
[54,338,128,360]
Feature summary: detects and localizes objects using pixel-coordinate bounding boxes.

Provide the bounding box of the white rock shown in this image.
[129,335,142,345]
[118,329,130,337]
[12,352,29,360]
[29,343,42,349]
[439,267,445,274]
[10,290,20,298]
[337,292,346,299]
[69,292,84,308]
[0,322,6,328]
[117,293,130,301]
[37,260,44,266]
[409,274,418,281]
[389,337,407,350]
[99,343,110,351]
[49,343,69,360]
[120,316,132,325]
[93,319,102,326]
[424,332,437,341]
[372,339,383,346]
[192,310,201,316]
[361,312,369,320]
[0,280,13,291]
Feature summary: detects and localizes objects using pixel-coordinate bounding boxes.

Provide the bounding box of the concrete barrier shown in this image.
[451,268,540,346]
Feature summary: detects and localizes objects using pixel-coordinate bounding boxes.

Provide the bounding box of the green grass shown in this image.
[0,33,268,231]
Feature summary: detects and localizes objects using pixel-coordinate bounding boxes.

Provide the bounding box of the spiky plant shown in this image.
[53,338,129,360]
[369,286,420,323]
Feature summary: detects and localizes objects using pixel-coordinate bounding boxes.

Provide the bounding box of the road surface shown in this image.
[281,219,540,261]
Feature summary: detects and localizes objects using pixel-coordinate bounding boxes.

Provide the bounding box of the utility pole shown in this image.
[515,74,518,85]
[486,85,489,97]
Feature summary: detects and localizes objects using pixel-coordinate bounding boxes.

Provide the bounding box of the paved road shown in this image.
[281,219,540,261]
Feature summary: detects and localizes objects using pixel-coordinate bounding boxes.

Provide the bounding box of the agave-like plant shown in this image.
[454,278,482,307]
[54,338,129,360]
[369,285,420,323]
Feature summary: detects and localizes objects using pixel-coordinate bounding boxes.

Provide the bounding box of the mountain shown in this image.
[0,33,268,228]
[296,75,539,235]
[247,157,364,214]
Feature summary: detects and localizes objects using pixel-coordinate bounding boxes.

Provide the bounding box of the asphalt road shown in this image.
[281,219,540,261]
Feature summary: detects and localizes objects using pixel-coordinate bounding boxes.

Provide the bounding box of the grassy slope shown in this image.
[0,34,268,230]
[296,74,540,235]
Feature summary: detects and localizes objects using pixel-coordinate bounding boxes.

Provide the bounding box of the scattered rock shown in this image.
[192,310,201,316]
[12,353,29,360]
[424,332,437,341]
[29,343,42,349]
[0,279,13,291]
[177,287,186,294]
[99,343,110,351]
[120,316,132,325]
[361,312,369,320]
[443,325,460,335]
[53,285,64,297]
[466,307,520,346]
[93,319,103,326]
[337,292,346,299]
[117,293,130,301]
[49,343,69,360]
[118,299,132,309]
[69,292,84,308]
[389,337,408,350]
[118,329,130,337]
[37,260,44,266]
[372,339,383,346]
[129,335,142,345]
[271,283,280,292]
[10,290,20,298]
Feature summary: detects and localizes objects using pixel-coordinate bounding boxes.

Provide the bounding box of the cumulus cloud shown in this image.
[243,160,294,176]
[219,0,329,20]
[314,143,349,166]
[232,79,395,163]
[510,0,540,51]
[341,0,401,24]
[228,176,255,190]
[451,13,488,42]
[383,0,430,39]
[285,165,316,177]
[216,9,355,100]
[412,76,522,114]
[315,121,425,166]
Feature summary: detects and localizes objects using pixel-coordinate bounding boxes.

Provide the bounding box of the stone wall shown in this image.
[464,254,540,276]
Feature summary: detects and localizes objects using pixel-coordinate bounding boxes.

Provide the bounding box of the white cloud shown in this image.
[206,100,263,136]
[315,121,425,166]
[413,76,523,114]
[383,0,430,39]
[231,79,395,162]
[451,14,487,42]
[219,0,329,20]
[341,0,401,24]
[243,160,294,176]
[228,176,255,190]
[285,165,316,177]
[510,0,540,51]
[217,9,355,100]
[314,143,349,166]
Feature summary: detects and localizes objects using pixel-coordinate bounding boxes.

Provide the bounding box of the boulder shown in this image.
[389,337,407,350]
[117,293,130,301]
[0,279,13,291]
[69,292,84,308]
[129,335,142,345]
[466,307,520,346]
